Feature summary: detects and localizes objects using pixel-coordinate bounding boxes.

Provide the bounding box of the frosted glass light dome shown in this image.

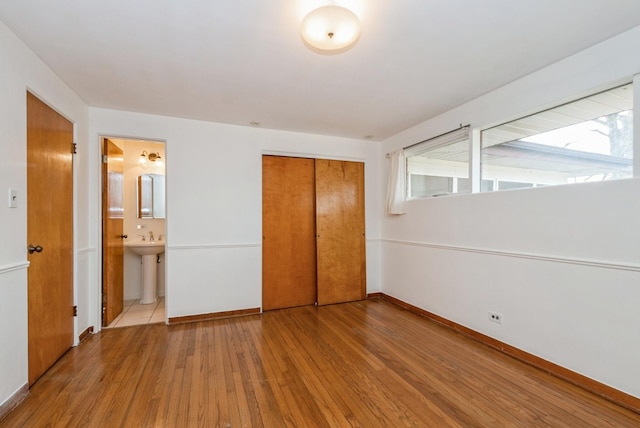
[301,5,361,52]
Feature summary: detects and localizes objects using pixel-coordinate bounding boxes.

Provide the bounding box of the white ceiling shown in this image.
[2,0,640,141]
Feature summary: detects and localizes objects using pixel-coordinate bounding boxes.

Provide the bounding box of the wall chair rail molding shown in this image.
[169,243,261,251]
[77,247,96,255]
[0,261,30,276]
[383,239,640,272]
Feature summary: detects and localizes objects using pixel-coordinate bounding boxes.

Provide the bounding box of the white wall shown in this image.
[0,21,89,408]
[89,109,382,323]
[381,26,640,398]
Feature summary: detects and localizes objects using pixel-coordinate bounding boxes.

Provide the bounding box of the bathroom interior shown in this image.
[105,138,166,328]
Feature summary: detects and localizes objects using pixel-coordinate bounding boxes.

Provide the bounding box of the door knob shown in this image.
[28,245,43,254]
[121,234,128,239]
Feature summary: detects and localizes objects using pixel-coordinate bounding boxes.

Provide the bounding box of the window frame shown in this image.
[399,79,637,201]
[479,82,634,192]
[404,126,471,199]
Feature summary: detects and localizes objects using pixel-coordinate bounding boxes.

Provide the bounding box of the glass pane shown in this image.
[457,177,471,193]
[407,138,469,198]
[457,178,494,193]
[481,179,494,192]
[481,83,633,191]
[498,181,534,191]
[410,175,452,197]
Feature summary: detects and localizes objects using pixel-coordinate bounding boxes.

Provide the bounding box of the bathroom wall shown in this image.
[114,139,166,300]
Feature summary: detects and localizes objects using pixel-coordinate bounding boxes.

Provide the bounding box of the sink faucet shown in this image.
[148,231,154,241]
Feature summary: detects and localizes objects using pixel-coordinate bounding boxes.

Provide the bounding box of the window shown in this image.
[406,126,470,198]
[397,82,634,201]
[458,178,494,193]
[498,181,534,191]
[481,83,633,190]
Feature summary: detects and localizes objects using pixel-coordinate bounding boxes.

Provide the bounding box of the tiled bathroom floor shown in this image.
[105,297,165,328]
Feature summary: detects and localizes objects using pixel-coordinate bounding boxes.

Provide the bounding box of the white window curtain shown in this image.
[385,150,406,215]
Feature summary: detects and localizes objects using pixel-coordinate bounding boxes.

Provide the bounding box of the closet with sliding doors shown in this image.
[262,155,366,311]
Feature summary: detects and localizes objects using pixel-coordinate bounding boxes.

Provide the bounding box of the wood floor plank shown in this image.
[2,300,639,427]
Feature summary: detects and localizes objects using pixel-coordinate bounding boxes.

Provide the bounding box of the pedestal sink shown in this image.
[125,241,165,304]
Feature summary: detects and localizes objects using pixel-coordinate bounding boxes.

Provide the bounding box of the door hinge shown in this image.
[102,154,108,164]
[72,143,77,154]
[73,305,78,317]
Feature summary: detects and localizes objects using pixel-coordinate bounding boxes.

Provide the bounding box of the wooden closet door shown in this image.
[262,156,317,310]
[315,159,366,305]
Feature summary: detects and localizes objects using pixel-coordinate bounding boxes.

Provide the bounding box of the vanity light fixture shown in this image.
[139,150,163,167]
[138,151,148,164]
[301,4,361,53]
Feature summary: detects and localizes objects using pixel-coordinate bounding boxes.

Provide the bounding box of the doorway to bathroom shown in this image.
[101,137,167,328]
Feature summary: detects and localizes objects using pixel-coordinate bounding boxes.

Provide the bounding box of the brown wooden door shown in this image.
[315,159,366,306]
[262,156,317,310]
[26,92,74,385]
[102,138,124,326]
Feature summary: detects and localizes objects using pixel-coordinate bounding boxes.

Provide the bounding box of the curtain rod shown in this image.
[384,124,470,158]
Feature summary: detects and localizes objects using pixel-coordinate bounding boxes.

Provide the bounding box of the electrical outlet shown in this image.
[489,311,503,324]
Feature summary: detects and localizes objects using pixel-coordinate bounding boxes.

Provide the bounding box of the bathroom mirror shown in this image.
[137,174,166,218]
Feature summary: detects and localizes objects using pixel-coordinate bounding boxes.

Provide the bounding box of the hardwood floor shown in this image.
[2,300,639,427]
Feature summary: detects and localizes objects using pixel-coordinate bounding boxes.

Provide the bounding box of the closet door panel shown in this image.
[316,159,366,305]
[262,156,317,310]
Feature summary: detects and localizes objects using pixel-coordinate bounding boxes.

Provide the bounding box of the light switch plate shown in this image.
[8,189,17,208]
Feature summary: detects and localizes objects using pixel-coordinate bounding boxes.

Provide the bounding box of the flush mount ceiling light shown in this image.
[301,5,361,53]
